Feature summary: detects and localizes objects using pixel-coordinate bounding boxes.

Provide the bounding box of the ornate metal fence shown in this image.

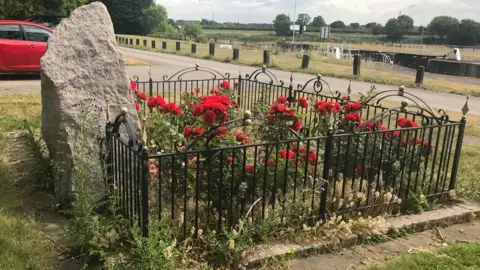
[108,66,469,237]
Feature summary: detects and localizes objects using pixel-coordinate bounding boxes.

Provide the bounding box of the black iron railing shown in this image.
[108,66,468,237]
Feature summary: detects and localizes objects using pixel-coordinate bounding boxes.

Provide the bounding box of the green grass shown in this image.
[366,242,480,270]
[116,34,480,97]
[0,95,56,270]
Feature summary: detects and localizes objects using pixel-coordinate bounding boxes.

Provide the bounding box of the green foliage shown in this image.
[140,4,169,35]
[273,14,291,36]
[0,0,87,19]
[130,218,189,269]
[22,120,54,192]
[311,15,326,27]
[94,0,154,35]
[384,18,404,41]
[371,24,383,35]
[428,16,460,39]
[397,15,414,32]
[183,22,203,37]
[447,19,480,46]
[350,22,360,29]
[330,20,346,29]
[367,243,480,270]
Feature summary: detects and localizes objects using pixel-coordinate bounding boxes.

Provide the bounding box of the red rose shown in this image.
[298,97,308,108]
[130,81,137,92]
[291,119,302,131]
[277,96,288,104]
[234,82,239,87]
[245,165,254,174]
[195,88,200,94]
[397,118,418,128]
[193,104,204,116]
[203,110,217,126]
[276,104,286,113]
[220,81,231,90]
[219,95,231,106]
[215,126,228,139]
[135,102,141,111]
[226,156,233,164]
[307,151,317,166]
[147,95,165,109]
[210,88,220,95]
[280,149,295,160]
[236,131,245,142]
[267,159,275,166]
[342,95,348,100]
[138,92,147,101]
[345,102,362,112]
[344,112,361,122]
[355,164,363,175]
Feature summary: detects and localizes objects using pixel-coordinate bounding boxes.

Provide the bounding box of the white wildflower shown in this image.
[228,239,235,250]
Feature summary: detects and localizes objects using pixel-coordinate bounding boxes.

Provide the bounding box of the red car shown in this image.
[0,20,53,73]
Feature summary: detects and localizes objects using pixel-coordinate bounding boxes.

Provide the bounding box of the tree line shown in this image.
[272,14,480,46]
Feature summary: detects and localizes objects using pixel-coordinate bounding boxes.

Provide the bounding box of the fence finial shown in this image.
[398,85,405,96]
[461,96,469,118]
[347,80,352,97]
[120,107,128,116]
[148,65,152,79]
[289,72,293,85]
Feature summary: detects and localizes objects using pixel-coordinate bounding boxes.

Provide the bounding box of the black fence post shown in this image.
[449,117,467,190]
[320,129,334,222]
[130,39,133,46]
[301,54,310,69]
[140,149,150,237]
[104,122,114,202]
[233,48,239,61]
[209,43,215,56]
[263,50,270,65]
[237,74,242,105]
[191,44,196,54]
[415,65,425,85]
[162,41,167,49]
[136,39,139,46]
[176,41,180,51]
[151,40,156,49]
[143,40,147,47]
[353,54,361,76]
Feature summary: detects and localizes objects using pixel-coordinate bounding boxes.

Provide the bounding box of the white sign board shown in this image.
[320,26,330,39]
[290,25,306,31]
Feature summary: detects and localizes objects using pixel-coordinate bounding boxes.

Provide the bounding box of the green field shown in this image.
[117,34,480,97]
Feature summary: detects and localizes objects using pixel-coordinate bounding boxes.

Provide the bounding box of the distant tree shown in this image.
[397,15,414,32]
[296,13,311,25]
[94,0,154,34]
[365,22,377,29]
[330,20,346,29]
[168,18,176,26]
[140,4,169,34]
[372,23,383,35]
[273,14,291,36]
[428,16,460,39]
[183,22,202,37]
[350,22,360,29]
[447,19,480,46]
[311,15,326,27]
[384,18,404,41]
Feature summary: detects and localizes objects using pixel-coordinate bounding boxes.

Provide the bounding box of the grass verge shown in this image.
[116,34,480,97]
[366,242,480,270]
[0,94,56,269]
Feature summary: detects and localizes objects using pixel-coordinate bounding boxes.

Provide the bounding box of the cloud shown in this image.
[156,0,479,25]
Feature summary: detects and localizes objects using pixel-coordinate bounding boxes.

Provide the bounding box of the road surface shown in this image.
[0,47,477,117]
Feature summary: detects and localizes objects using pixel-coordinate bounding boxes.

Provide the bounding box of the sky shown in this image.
[157,0,480,26]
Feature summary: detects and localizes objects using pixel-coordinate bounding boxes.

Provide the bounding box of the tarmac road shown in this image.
[0,46,477,117]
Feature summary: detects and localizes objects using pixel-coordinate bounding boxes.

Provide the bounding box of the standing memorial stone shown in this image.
[40,2,140,205]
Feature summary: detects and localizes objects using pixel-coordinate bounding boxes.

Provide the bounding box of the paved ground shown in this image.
[291,219,480,270]
[0,47,479,116]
